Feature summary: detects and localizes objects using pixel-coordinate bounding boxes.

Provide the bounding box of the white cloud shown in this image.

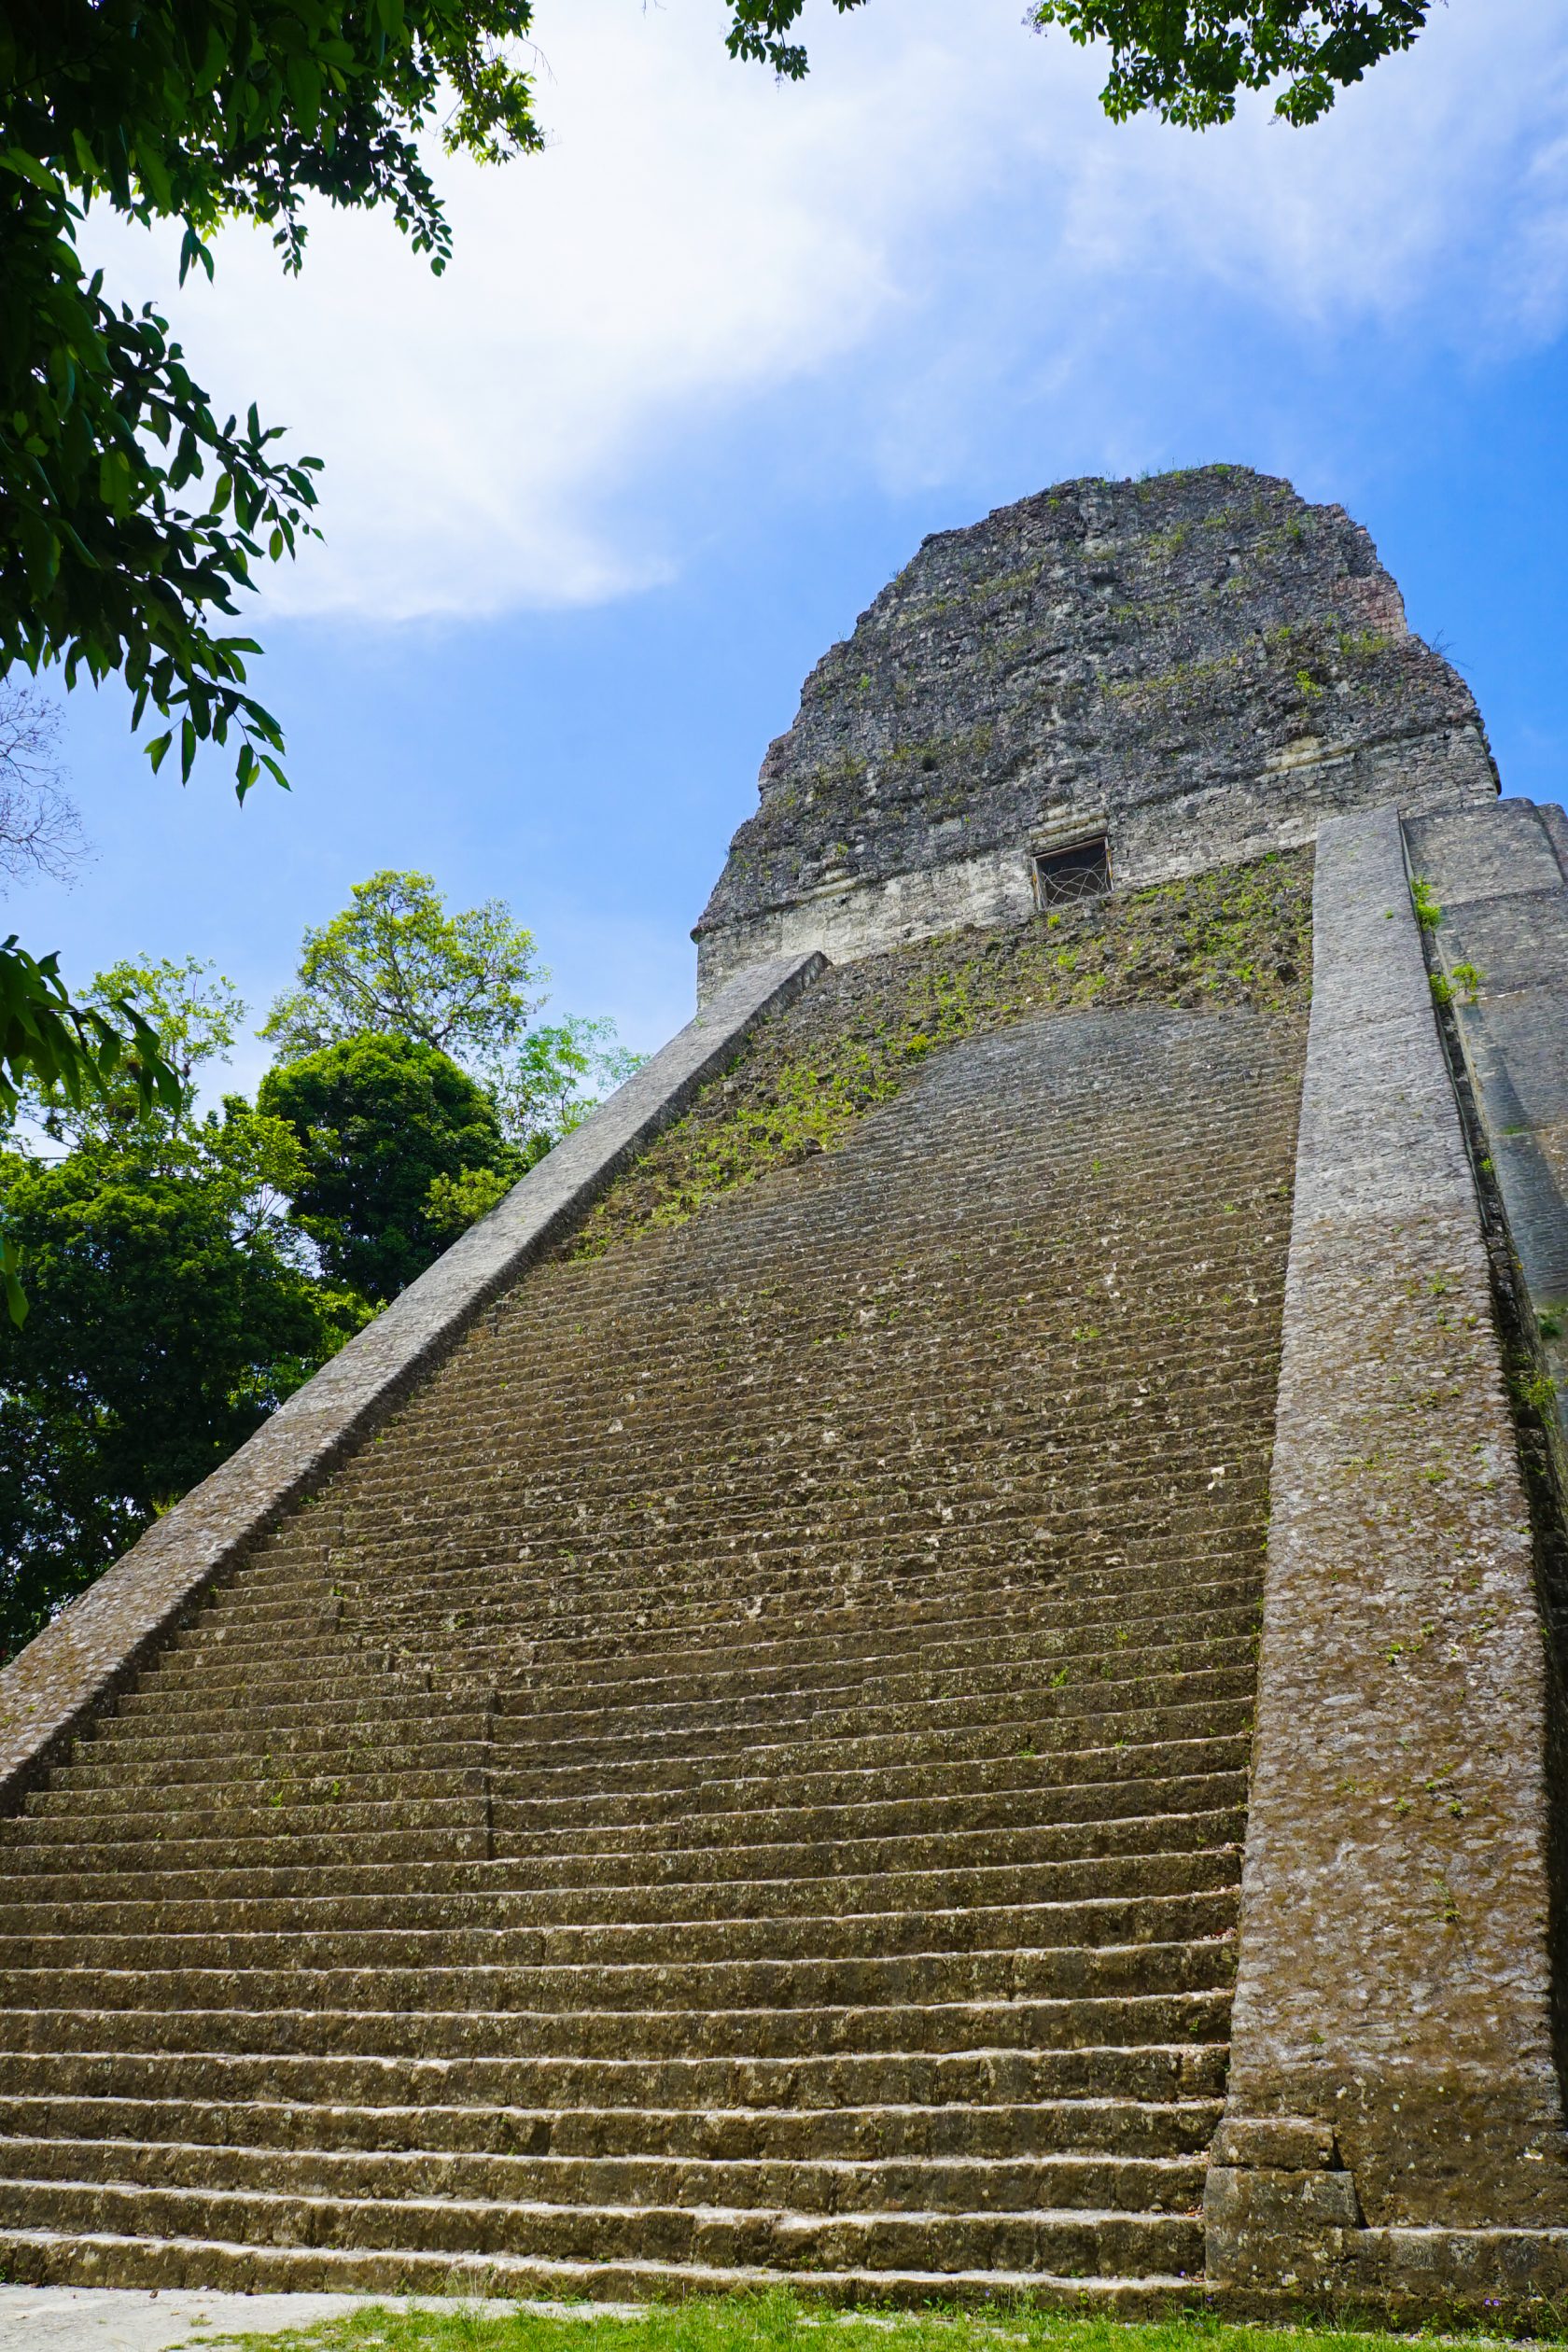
[85,0,1568,622]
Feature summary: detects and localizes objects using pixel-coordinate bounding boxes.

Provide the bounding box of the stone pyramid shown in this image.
[1,465,1566,2317]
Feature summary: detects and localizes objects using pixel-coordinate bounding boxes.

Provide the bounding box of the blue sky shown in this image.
[9,0,1568,1096]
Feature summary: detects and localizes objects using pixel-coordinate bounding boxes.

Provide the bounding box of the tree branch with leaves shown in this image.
[0,0,543,1266]
[722,0,1429,121]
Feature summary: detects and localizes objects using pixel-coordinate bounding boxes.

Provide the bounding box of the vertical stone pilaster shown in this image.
[1208,806,1568,2295]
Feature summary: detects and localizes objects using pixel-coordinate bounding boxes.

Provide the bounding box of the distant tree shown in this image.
[0,0,543,1226]
[0,686,89,893]
[0,1105,358,1658]
[260,870,545,1071]
[258,1033,521,1303]
[262,872,641,1164]
[725,0,1428,122]
[23,955,245,1154]
[497,1017,646,1159]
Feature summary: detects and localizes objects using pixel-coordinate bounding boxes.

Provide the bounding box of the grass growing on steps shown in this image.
[566,846,1312,1265]
[217,2293,1548,2352]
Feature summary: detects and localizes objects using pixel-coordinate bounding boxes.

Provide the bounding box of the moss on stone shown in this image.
[567,846,1311,1265]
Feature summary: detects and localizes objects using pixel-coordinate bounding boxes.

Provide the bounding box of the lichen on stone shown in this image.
[569,845,1311,1265]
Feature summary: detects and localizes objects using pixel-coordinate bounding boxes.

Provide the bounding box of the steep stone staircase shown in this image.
[0,1001,1304,2303]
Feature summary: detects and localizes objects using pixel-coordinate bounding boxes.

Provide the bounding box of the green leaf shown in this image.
[0,1232,26,1327]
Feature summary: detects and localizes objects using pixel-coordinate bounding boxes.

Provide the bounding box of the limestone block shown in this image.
[1211,805,1568,2282]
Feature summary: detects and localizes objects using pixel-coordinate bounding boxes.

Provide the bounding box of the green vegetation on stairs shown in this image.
[217,2289,1554,2351]
[569,847,1311,1264]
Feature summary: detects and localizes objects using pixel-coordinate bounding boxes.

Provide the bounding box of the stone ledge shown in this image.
[0,951,827,1815]
[1211,804,1568,2285]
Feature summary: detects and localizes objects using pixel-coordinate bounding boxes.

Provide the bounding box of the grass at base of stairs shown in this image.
[213,2288,1562,2352]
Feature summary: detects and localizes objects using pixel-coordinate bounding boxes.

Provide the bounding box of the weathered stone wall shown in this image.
[1407,799,1568,1477]
[695,466,1496,997]
[1208,807,1568,2307]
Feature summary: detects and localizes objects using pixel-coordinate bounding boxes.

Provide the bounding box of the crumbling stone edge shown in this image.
[0,951,827,1817]
[1205,805,1568,2316]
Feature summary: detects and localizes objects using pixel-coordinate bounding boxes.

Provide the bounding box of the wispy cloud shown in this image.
[85,0,1568,623]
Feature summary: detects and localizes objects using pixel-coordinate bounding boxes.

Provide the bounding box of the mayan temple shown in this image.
[5,461,1568,2316]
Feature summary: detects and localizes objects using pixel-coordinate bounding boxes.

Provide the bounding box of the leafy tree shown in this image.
[0,0,543,1192]
[23,954,245,1154]
[6,952,269,1309]
[727,0,1427,120]
[260,870,544,1071]
[0,947,177,1318]
[497,1017,646,1158]
[259,1032,520,1303]
[262,871,640,1158]
[0,1107,358,1658]
[2,0,539,804]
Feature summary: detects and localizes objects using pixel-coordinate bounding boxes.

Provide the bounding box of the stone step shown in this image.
[0,1771,1249,1883]
[492,1745,1253,1853]
[0,2041,1230,2113]
[0,2175,1208,2276]
[72,1625,1258,1777]
[7,1734,1251,1855]
[116,1620,1260,1737]
[359,1328,1275,1415]
[203,1547,1255,1631]
[228,1536,1259,1631]
[182,1481,1271,1605]
[0,2093,1221,2162]
[288,1538,1265,1646]
[24,1712,1250,1853]
[0,2134,1209,2217]
[46,1665,1250,1806]
[0,1888,1238,1974]
[0,2224,1202,2306]
[304,1506,1267,1593]
[0,1933,1237,2019]
[341,1324,1274,1427]
[0,1984,1234,2059]
[0,1831,1242,1936]
[157,1594,1258,1690]
[138,1579,1264,1696]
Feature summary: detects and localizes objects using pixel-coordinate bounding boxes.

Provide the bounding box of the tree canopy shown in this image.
[0,1102,357,1657]
[23,954,246,1152]
[261,870,638,1153]
[259,868,543,1071]
[258,1032,518,1303]
[0,0,541,1199]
